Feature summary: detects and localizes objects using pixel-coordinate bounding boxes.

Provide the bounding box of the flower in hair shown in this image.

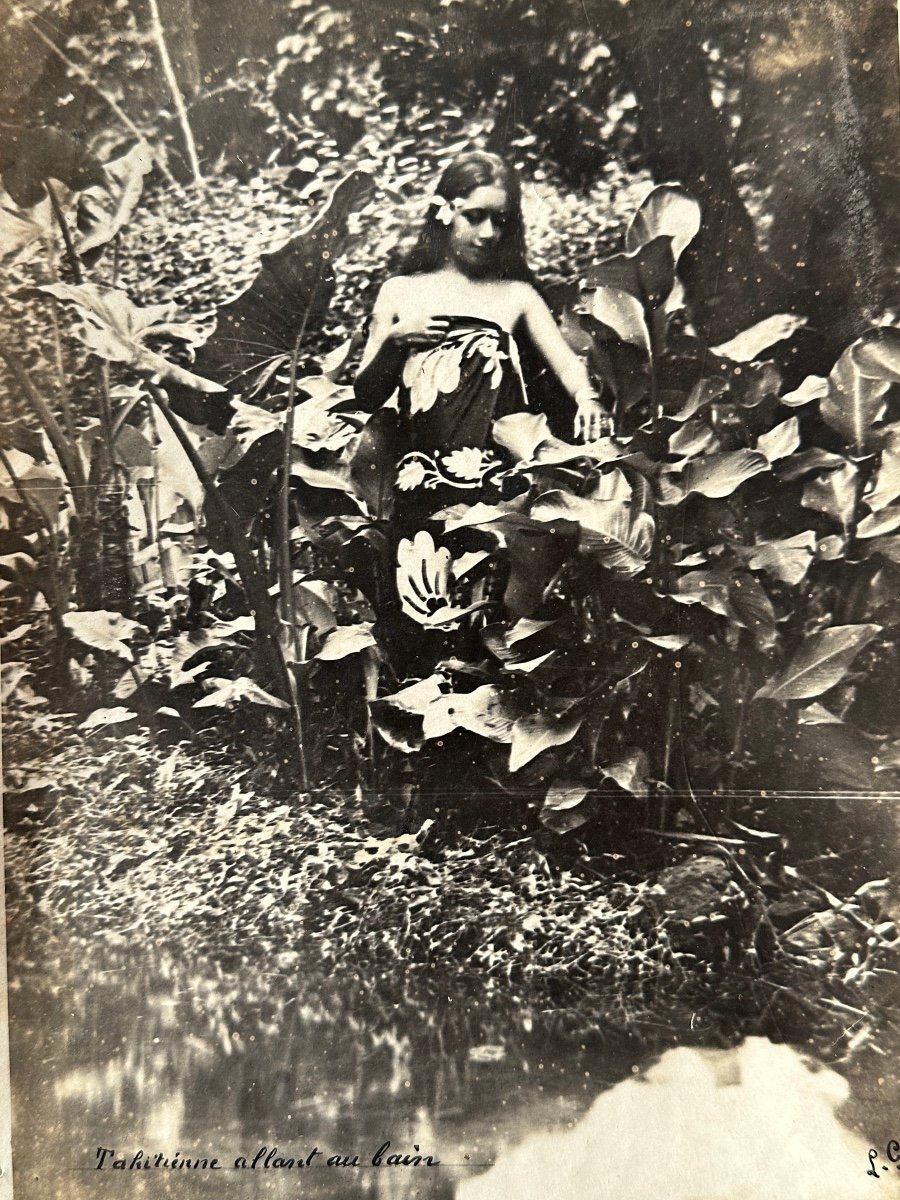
[429,195,463,225]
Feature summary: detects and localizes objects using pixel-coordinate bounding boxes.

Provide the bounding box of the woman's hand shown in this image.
[574,393,614,442]
[388,315,451,352]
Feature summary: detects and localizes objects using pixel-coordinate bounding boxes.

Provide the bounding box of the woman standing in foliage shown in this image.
[354,151,612,519]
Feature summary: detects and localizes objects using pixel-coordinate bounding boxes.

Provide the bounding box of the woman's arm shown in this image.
[519,285,612,440]
[353,278,450,410]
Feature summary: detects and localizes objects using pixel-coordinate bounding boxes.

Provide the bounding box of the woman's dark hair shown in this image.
[399,151,534,282]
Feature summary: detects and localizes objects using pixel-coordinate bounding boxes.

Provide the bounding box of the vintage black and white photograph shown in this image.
[1,0,899,1196]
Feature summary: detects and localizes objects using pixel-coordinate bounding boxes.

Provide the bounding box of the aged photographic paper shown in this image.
[2,1,899,1197]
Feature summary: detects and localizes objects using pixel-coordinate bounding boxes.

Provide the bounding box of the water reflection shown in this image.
[10,949,895,1199]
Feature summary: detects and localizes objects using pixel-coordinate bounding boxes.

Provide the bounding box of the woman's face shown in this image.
[446,184,510,276]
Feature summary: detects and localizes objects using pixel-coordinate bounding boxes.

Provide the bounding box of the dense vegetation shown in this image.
[2,0,899,1059]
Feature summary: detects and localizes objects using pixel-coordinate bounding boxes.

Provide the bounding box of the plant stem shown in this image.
[146,0,203,186]
[149,385,309,785]
[278,328,310,661]
[44,179,83,283]
[46,298,79,448]
[0,347,86,495]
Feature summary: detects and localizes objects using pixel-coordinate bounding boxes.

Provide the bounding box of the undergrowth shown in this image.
[5,712,898,1061]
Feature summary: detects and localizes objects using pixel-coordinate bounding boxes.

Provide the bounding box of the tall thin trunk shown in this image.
[146,0,203,185]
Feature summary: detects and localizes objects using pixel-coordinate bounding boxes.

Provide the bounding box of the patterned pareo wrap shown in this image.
[392,316,529,517]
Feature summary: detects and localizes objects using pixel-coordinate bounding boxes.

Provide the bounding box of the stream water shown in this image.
[9,946,899,1200]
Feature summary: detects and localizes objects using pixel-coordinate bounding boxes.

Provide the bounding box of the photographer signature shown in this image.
[867,1141,900,1177]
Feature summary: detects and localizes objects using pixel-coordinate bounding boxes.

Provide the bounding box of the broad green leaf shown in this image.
[369,674,447,753]
[865,428,900,512]
[530,468,654,577]
[775,447,847,483]
[36,282,224,395]
[669,415,716,458]
[80,706,137,731]
[315,623,376,661]
[665,377,728,422]
[780,374,828,407]
[492,411,619,467]
[729,571,778,650]
[801,462,859,530]
[584,236,675,310]
[625,184,701,264]
[820,328,900,453]
[293,580,338,634]
[231,395,354,453]
[194,676,289,710]
[588,286,651,354]
[711,314,807,363]
[423,684,523,743]
[756,417,800,462]
[172,171,374,428]
[797,703,843,725]
[16,470,65,527]
[641,633,690,650]
[0,126,105,206]
[63,610,141,661]
[601,749,650,796]
[660,450,769,504]
[755,624,880,702]
[668,569,737,620]
[855,507,900,538]
[851,325,900,381]
[863,535,900,564]
[747,533,816,585]
[509,710,583,772]
[76,141,155,255]
[540,780,592,834]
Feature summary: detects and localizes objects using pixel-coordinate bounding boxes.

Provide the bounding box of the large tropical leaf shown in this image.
[168,171,374,429]
[530,468,654,577]
[422,684,524,743]
[755,624,880,703]
[62,610,142,661]
[492,411,620,467]
[509,710,583,772]
[659,450,769,504]
[35,282,224,395]
[75,141,155,256]
[625,184,701,265]
[315,623,376,661]
[746,533,816,585]
[588,286,651,354]
[230,392,355,453]
[865,427,900,512]
[780,374,829,407]
[584,236,675,310]
[820,327,900,453]
[601,749,651,796]
[801,462,859,530]
[0,126,105,206]
[756,417,800,462]
[194,676,289,710]
[711,314,807,363]
[370,674,446,753]
[540,780,593,834]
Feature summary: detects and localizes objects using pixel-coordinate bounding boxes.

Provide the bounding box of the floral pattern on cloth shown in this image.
[389,315,530,517]
[396,446,503,492]
[401,320,527,418]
